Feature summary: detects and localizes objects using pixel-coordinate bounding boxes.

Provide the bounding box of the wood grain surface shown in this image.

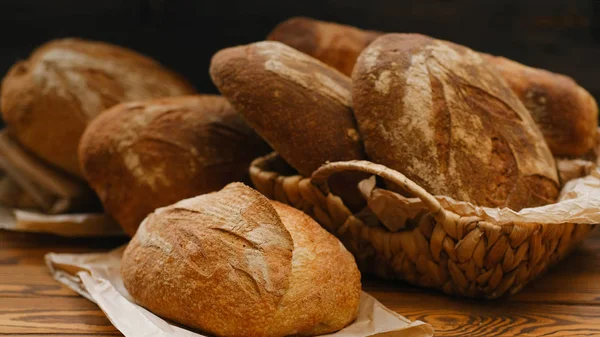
[1,229,599,336]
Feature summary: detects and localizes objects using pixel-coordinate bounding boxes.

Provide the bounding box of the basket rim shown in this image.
[250,151,599,299]
[250,152,600,228]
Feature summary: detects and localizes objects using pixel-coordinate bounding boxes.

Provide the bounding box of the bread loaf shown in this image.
[79,95,270,236]
[270,18,597,159]
[482,54,598,157]
[352,34,559,210]
[1,38,196,177]
[121,183,361,337]
[210,41,367,208]
[268,17,381,76]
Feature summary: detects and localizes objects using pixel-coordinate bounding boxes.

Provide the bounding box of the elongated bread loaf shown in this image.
[352,34,559,210]
[121,183,361,337]
[482,54,598,157]
[79,95,270,236]
[1,38,196,177]
[210,41,367,209]
[268,17,381,76]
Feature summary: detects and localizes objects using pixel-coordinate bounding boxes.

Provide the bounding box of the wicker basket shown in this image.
[250,153,598,299]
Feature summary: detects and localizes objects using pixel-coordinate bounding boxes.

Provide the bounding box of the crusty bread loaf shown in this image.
[79,95,270,236]
[121,183,361,337]
[482,54,598,157]
[210,41,364,176]
[352,34,559,210]
[268,17,381,76]
[1,38,196,177]
[270,18,598,160]
[210,41,367,209]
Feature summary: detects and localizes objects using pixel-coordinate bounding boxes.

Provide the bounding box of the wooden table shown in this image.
[1,228,600,337]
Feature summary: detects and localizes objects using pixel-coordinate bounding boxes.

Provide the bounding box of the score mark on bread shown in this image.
[0,38,196,177]
[121,183,361,337]
[210,41,368,210]
[269,17,598,159]
[79,95,271,236]
[352,34,559,210]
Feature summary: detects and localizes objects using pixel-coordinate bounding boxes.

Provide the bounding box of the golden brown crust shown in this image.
[483,54,598,157]
[269,18,598,160]
[210,41,367,209]
[268,17,381,76]
[352,34,559,210]
[1,38,196,177]
[270,201,361,336]
[79,95,271,236]
[210,41,365,176]
[121,183,360,337]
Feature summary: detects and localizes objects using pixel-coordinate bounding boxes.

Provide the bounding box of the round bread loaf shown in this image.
[79,95,271,236]
[352,33,559,210]
[482,54,598,158]
[210,41,364,177]
[121,183,361,337]
[1,38,196,177]
[210,41,367,209]
[268,17,381,77]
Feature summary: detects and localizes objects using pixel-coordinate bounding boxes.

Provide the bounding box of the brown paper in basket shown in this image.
[45,247,434,337]
[359,158,600,232]
[0,130,123,237]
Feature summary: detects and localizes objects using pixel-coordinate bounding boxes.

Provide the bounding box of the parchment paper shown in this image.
[45,247,434,337]
[0,130,96,213]
[0,130,123,237]
[0,205,123,237]
[360,164,600,232]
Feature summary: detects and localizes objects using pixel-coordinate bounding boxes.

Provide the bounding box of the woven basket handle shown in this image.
[311,160,451,223]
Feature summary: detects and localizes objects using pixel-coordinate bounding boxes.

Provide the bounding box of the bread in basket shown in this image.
[211,34,600,299]
[250,152,599,299]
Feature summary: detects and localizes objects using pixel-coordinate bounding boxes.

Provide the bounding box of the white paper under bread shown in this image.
[0,205,123,237]
[0,130,94,213]
[45,247,434,337]
[0,130,124,237]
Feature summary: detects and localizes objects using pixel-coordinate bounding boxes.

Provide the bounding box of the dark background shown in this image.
[1,0,599,100]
